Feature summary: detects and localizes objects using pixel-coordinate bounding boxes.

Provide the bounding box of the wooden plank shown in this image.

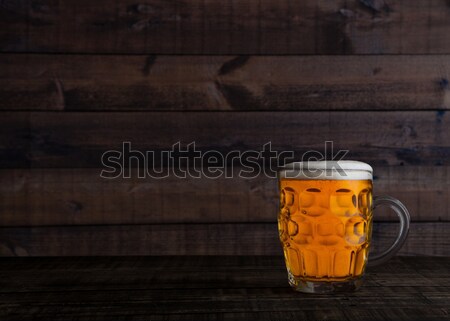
[1,283,450,300]
[1,287,449,307]
[0,293,448,315]
[0,257,449,291]
[1,111,449,168]
[0,310,448,321]
[1,0,450,54]
[0,257,449,320]
[0,167,448,226]
[1,266,449,292]
[0,113,30,167]
[0,222,448,256]
[1,54,450,111]
[0,256,448,274]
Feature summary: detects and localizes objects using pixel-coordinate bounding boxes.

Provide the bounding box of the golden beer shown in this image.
[279,179,372,280]
[278,161,410,293]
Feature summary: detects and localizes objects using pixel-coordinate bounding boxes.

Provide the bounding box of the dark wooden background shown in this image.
[0,0,449,256]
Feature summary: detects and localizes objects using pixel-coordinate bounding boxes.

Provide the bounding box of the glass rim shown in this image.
[279,160,373,180]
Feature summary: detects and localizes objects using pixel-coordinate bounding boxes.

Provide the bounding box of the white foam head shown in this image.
[279,161,373,180]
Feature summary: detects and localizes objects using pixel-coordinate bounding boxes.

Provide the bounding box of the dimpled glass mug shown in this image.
[278,161,410,293]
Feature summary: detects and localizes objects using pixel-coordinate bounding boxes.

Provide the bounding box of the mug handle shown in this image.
[368,195,411,267]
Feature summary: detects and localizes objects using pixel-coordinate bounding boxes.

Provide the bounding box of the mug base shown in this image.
[289,276,364,293]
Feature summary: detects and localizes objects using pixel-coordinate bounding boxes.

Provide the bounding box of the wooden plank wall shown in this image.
[0,0,449,256]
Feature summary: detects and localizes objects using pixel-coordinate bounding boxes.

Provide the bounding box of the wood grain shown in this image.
[1,111,449,168]
[0,167,448,226]
[0,222,447,256]
[0,257,448,320]
[1,257,449,290]
[1,0,450,54]
[1,54,450,111]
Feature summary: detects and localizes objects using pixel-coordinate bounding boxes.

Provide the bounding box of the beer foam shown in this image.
[279,161,373,180]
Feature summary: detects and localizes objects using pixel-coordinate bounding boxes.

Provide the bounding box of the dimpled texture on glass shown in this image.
[278,179,373,283]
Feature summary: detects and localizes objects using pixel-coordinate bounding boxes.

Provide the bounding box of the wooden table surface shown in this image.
[0,256,449,321]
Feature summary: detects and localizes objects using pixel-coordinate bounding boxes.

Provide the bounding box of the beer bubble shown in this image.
[301,206,325,217]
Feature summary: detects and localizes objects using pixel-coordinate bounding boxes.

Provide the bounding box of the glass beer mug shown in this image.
[278,161,410,293]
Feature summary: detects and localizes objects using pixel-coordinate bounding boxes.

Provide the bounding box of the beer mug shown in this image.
[278,161,410,293]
